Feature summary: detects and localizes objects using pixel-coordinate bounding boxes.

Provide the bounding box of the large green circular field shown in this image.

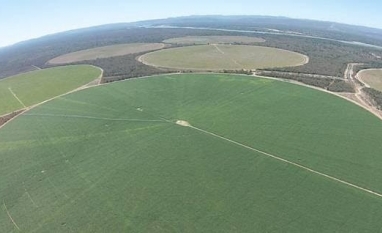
[1,74,382,232]
[139,45,308,70]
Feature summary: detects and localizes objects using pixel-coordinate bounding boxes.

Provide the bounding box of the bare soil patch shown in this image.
[176,120,191,127]
[0,110,24,129]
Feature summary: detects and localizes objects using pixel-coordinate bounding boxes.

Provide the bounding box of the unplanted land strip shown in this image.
[2,74,382,232]
[163,35,265,44]
[139,44,308,70]
[48,43,165,64]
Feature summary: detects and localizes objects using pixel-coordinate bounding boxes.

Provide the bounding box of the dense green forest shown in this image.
[63,52,172,82]
[261,35,382,77]
[363,88,382,110]
[353,62,382,74]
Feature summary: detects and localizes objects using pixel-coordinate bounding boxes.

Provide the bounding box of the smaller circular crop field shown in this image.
[48,43,165,64]
[163,36,265,44]
[139,44,308,70]
[358,69,382,91]
[0,65,101,115]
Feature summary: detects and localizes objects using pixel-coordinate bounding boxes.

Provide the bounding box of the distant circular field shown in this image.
[139,44,308,70]
[48,43,165,64]
[163,36,265,44]
[358,69,382,91]
[2,74,382,232]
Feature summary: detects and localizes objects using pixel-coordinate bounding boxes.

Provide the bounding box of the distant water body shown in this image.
[145,25,382,50]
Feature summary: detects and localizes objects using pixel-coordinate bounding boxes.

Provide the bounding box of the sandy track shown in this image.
[212,44,225,54]
[31,65,41,70]
[8,87,26,108]
[357,71,372,88]
[302,55,310,65]
[344,63,382,120]
[3,200,21,230]
[211,44,246,68]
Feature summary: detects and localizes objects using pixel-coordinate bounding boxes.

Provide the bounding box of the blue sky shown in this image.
[0,0,381,47]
